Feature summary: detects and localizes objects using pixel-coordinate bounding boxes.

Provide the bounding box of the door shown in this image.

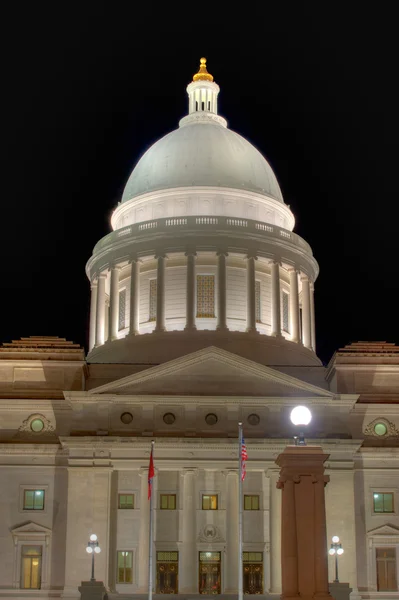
[243,552,263,594]
[199,551,221,594]
[156,551,178,594]
[21,546,42,589]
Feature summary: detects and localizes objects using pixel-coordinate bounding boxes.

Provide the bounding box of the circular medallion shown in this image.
[30,418,44,433]
[120,412,133,424]
[163,412,176,425]
[205,413,218,425]
[374,422,387,436]
[247,413,260,426]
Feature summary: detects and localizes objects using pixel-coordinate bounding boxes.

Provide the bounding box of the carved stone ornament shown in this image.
[364,417,399,438]
[197,524,224,543]
[18,413,55,434]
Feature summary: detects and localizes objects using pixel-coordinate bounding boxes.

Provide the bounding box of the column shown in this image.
[270,260,281,336]
[180,470,197,593]
[310,282,316,352]
[128,258,140,335]
[277,477,299,599]
[301,274,312,349]
[138,468,150,591]
[89,279,97,352]
[268,469,282,593]
[108,264,120,341]
[288,268,301,343]
[246,255,257,332]
[226,471,239,592]
[95,272,106,347]
[314,478,330,596]
[185,251,197,330]
[155,254,166,332]
[217,251,228,330]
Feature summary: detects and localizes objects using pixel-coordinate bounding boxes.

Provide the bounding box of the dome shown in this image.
[121,122,284,203]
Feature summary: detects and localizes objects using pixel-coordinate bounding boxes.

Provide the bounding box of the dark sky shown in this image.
[2,3,398,365]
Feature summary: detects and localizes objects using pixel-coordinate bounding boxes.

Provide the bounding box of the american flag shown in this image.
[241,436,248,481]
[148,445,155,499]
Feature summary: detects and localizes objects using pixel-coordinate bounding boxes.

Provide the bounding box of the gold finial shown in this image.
[193,57,214,82]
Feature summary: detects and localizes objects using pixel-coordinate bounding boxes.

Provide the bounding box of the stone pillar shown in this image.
[226,471,239,592]
[310,282,316,352]
[301,275,312,349]
[108,265,120,341]
[276,446,333,600]
[95,272,107,347]
[185,251,197,330]
[180,470,197,593]
[217,251,228,330]
[155,255,166,332]
[128,258,140,336]
[138,469,150,591]
[89,280,98,352]
[246,255,257,332]
[268,469,282,593]
[288,268,301,343]
[270,260,281,337]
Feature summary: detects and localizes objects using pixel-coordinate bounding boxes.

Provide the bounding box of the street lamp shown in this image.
[290,405,312,445]
[328,535,344,583]
[86,534,101,581]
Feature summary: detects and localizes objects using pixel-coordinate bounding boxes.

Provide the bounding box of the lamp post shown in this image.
[290,405,312,445]
[86,534,101,582]
[328,535,344,583]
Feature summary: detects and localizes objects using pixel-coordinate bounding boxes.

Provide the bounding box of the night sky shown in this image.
[2,3,398,365]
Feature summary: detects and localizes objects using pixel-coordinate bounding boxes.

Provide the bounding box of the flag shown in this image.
[148,445,155,499]
[241,436,248,481]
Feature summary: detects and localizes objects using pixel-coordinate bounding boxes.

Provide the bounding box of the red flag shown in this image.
[241,436,248,481]
[148,446,155,500]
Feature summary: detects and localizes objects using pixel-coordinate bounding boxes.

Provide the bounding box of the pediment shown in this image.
[12,521,52,535]
[89,346,333,398]
[367,524,399,537]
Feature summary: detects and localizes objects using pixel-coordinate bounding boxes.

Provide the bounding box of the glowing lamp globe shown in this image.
[86,546,93,554]
[89,534,98,542]
[329,548,336,555]
[337,548,344,555]
[332,535,340,543]
[94,546,101,554]
[290,406,312,426]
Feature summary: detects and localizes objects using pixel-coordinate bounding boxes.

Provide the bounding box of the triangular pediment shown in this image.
[89,346,333,398]
[12,521,52,535]
[367,524,399,537]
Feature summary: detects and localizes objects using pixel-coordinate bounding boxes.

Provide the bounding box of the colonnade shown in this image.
[89,253,316,353]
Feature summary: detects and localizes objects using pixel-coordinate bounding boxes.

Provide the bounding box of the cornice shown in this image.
[352,403,399,415]
[0,399,72,412]
[0,444,64,456]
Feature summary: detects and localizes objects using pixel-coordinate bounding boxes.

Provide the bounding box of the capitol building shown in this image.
[0,59,398,600]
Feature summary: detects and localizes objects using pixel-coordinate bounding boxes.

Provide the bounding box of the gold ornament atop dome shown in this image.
[193,57,214,82]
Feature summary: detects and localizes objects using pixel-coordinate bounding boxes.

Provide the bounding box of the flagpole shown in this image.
[238,422,243,600]
[148,440,155,600]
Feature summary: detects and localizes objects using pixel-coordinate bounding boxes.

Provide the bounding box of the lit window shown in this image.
[118,289,126,330]
[282,291,289,333]
[149,279,157,321]
[118,494,134,509]
[23,490,44,511]
[376,548,397,591]
[244,495,260,510]
[21,546,42,589]
[255,281,261,323]
[160,494,176,510]
[373,493,394,513]
[202,494,218,510]
[117,551,133,583]
[196,275,215,318]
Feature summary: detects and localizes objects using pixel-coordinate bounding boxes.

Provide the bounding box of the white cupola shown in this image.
[187,57,219,114]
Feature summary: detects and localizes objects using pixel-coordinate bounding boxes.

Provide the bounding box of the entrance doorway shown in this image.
[156,551,178,594]
[199,551,221,594]
[243,552,263,594]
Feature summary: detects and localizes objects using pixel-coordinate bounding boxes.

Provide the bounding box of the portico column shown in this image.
[268,469,282,593]
[89,279,97,351]
[288,268,301,343]
[270,260,281,336]
[95,272,107,347]
[128,258,140,335]
[155,254,166,332]
[217,250,228,330]
[185,251,197,330]
[138,468,150,591]
[246,255,257,332]
[108,264,120,341]
[277,477,299,600]
[301,274,312,349]
[314,477,330,596]
[310,282,316,352]
[226,471,239,592]
[180,470,197,593]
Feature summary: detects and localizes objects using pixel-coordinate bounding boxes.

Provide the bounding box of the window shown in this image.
[21,546,42,589]
[202,494,218,510]
[149,279,157,321]
[160,494,176,510]
[118,289,126,330]
[374,493,394,513]
[255,281,261,323]
[196,275,215,318]
[118,494,134,509]
[117,551,133,583]
[282,291,289,333]
[23,490,44,511]
[244,495,260,510]
[376,548,397,591]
